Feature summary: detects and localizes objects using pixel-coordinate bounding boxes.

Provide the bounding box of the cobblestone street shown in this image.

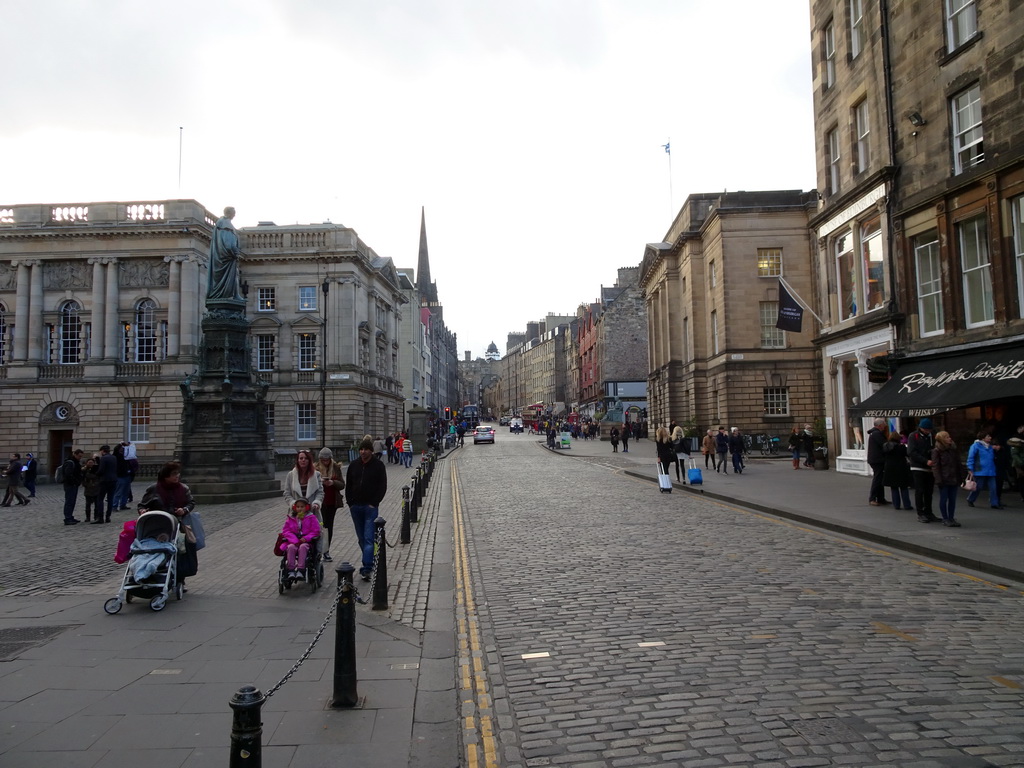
[455,436,1024,768]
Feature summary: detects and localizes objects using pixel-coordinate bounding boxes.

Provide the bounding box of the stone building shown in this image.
[577,267,649,420]
[498,316,574,414]
[641,190,822,436]
[0,199,408,476]
[408,208,459,418]
[807,0,1024,473]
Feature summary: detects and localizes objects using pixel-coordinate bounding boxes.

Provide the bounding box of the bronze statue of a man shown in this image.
[208,206,242,302]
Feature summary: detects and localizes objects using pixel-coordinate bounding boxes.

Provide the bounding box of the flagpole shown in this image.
[178,127,183,193]
[662,138,673,218]
[779,276,825,325]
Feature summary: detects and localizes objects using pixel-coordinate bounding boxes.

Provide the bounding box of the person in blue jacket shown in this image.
[965,430,1003,509]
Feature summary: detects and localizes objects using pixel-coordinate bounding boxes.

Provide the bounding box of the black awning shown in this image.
[849,345,1024,418]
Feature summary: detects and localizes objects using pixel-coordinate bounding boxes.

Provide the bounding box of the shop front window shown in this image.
[842,359,865,451]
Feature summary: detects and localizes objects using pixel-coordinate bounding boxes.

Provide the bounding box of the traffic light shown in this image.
[444,407,451,420]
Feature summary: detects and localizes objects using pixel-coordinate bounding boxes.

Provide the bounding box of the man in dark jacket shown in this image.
[345,438,388,581]
[866,419,889,506]
[61,449,85,525]
[95,444,117,524]
[714,426,730,473]
[907,418,939,523]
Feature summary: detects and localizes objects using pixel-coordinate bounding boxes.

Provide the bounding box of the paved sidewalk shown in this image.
[543,433,1024,584]
[0,454,459,768]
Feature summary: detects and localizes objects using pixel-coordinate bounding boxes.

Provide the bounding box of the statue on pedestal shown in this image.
[208,206,242,303]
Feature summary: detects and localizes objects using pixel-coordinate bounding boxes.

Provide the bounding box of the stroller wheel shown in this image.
[103,598,122,615]
[150,595,167,612]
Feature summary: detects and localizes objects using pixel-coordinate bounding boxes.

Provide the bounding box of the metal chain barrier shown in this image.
[263,576,345,699]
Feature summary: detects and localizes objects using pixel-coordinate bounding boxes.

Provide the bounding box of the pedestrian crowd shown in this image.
[864,417,1024,527]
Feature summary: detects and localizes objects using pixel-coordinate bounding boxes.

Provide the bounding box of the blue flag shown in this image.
[776,280,803,332]
[662,142,670,154]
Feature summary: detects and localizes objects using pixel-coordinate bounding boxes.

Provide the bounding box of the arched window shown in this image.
[134,299,157,362]
[60,301,82,364]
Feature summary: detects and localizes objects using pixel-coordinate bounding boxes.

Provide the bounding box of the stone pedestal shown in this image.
[406,407,432,461]
[177,301,280,504]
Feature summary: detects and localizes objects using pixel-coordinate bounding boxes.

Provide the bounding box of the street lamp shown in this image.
[321,278,329,448]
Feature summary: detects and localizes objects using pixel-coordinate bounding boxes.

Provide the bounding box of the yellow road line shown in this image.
[453,462,499,768]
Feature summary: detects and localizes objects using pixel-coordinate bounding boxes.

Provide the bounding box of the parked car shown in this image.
[499,416,510,426]
[473,426,496,444]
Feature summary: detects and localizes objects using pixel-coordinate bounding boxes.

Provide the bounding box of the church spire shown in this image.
[416,206,437,303]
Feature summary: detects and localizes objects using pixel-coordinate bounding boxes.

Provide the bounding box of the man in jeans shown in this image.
[345,438,388,581]
[60,449,85,525]
[907,418,939,523]
[94,444,117,524]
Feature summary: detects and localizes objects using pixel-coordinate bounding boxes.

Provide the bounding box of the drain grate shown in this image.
[0,625,78,661]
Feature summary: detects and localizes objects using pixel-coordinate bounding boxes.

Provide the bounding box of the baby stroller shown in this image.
[276,535,324,594]
[104,511,182,613]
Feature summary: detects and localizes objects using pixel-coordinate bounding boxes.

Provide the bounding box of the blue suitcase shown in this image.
[687,459,703,485]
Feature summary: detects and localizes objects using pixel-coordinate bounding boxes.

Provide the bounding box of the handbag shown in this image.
[273,533,288,557]
[961,472,977,492]
[175,530,187,554]
[183,511,206,550]
[182,524,197,545]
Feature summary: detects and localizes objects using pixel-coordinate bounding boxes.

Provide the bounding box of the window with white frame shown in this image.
[711,310,719,355]
[1013,197,1024,318]
[827,128,841,196]
[133,299,158,362]
[914,232,944,336]
[757,248,782,277]
[849,0,865,58]
[835,230,857,320]
[854,100,870,173]
[861,216,886,312]
[298,286,317,311]
[946,0,978,51]
[126,399,150,443]
[959,214,994,327]
[952,84,983,174]
[256,334,276,371]
[823,21,836,89]
[296,403,317,441]
[60,301,83,364]
[298,333,317,370]
[257,287,276,312]
[760,303,785,348]
[264,403,275,431]
[763,387,789,416]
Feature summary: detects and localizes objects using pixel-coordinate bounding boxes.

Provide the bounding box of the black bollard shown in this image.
[331,562,360,708]
[229,684,265,768]
[400,486,411,544]
[409,475,419,524]
[372,518,389,611]
[415,466,424,508]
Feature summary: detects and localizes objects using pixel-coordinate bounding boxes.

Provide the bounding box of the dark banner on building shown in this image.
[849,346,1024,418]
[775,280,803,333]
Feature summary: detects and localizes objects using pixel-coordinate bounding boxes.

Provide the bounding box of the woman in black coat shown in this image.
[882,431,913,510]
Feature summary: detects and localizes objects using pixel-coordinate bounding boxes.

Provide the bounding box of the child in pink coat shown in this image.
[281,498,320,580]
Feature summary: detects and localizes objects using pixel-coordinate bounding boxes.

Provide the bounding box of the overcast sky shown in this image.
[1,1,816,359]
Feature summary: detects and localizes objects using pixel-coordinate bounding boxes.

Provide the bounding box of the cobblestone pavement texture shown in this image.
[455,435,1024,768]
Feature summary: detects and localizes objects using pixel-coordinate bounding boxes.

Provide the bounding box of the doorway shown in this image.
[49,430,74,480]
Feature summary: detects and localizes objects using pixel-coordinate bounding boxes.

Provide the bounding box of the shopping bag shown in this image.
[183,511,206,550]
[687,458,703,485]
[657,463,673,493]
[961,473,977,492]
